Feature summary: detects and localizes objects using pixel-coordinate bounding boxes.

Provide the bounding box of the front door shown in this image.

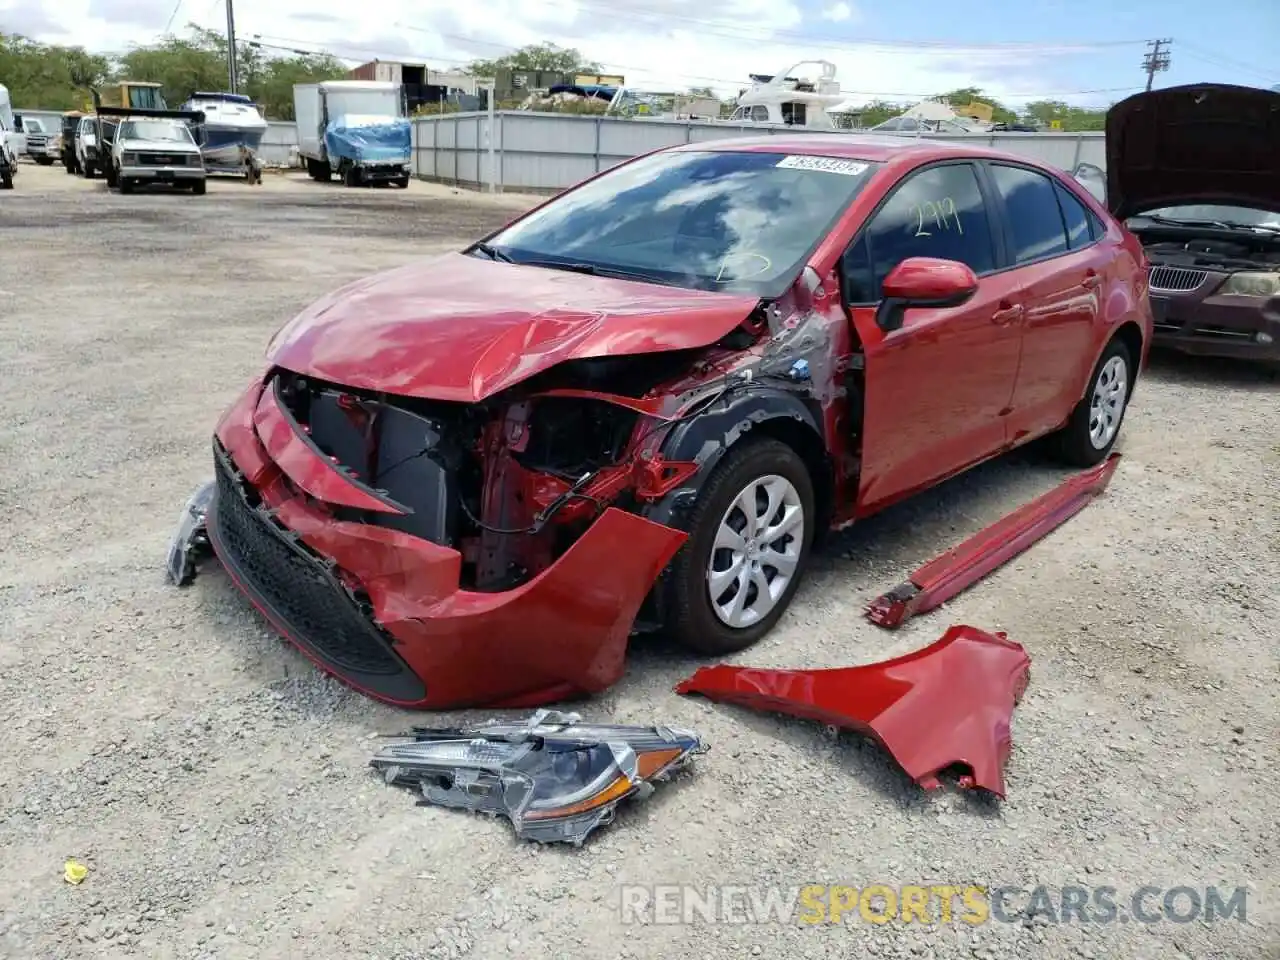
[840,160,1024,514]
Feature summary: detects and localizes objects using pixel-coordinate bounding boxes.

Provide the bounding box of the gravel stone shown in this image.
[0,162,1276,960]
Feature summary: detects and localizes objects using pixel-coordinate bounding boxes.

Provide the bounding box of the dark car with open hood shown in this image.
[171,134,1153,710]
[1102,83,1280,365]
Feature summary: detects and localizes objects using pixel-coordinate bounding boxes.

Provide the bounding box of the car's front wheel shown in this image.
[664,437,815,655]
[1049,337,1133,466]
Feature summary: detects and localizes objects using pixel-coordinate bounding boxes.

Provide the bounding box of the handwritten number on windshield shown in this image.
[911,197,963,237]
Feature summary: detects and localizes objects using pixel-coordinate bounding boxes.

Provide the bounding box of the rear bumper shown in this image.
[207,379,687,709]
[1149,292,1280,361]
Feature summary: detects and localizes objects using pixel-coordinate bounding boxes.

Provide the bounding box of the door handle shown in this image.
[992,302,1023,324]
[1082,270,1102,289]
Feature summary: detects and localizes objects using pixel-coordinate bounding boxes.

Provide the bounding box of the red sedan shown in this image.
[184,135,1153,709]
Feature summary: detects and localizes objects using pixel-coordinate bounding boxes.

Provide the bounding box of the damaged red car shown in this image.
[179,135,1153,709]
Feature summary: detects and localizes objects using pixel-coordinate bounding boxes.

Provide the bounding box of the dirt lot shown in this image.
[1,161,1277,960]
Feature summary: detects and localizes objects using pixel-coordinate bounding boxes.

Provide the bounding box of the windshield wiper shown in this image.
[518,259,674,286]
[470,242,513,263]
[1220,220,1280,234]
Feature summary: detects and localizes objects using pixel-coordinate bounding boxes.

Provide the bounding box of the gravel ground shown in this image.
[1,162,1277,960]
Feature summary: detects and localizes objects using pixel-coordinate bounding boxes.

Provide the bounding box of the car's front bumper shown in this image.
[206,379,687,709]
[355,160,410,181]
[120,164,205,181]
[1149,291,1280,362]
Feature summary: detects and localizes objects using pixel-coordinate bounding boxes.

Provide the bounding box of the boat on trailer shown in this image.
[180,91,267,174]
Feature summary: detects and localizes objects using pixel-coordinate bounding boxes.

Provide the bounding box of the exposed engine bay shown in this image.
[1132,226,1280,271]
[272,352,737,593]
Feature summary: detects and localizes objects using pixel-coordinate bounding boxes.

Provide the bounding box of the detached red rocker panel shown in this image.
[208,380,688,710]
[675,625,1031,798]
[866,454,1121,629]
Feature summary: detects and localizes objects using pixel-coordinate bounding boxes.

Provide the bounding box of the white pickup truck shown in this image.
[107,115,207,195]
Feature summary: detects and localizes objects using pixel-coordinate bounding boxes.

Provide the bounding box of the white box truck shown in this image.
[293,81,412,187]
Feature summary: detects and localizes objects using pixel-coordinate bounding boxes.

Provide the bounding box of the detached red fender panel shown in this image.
[866,454,1120,629]
[674,625,1030,798]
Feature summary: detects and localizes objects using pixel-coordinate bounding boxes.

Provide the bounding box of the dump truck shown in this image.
[293,81,412,187]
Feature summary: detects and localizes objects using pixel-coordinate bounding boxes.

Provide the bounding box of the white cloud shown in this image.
[3,0,1121,108]
[820,2,853,23]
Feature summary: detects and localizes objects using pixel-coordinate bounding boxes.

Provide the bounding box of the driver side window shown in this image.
[841,162,996,304]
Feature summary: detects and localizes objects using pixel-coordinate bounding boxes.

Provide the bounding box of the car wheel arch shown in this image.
[642,387,834,533]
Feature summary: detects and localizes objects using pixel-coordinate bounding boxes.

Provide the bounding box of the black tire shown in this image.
[343,163,361,187]
[83,162,96,178]
[191,179,207,195]
[394,175,410,188]
[0,170,12,190]
[36,157,54,166]
[663,437,816,656]
[105,164,118,188]
[119,177,133,195]
[1048,337,1134,467]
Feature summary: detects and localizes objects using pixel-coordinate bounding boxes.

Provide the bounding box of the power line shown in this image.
[522,0,1150,55]
[1141,38,1171,92]
[162,0,184,34]
[1177,41,1275,83]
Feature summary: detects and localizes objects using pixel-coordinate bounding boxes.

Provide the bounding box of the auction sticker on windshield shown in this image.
[776,155,870,176]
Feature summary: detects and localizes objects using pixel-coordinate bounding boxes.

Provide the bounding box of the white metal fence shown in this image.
[408,111,1107,193]
[18,106,1106,190]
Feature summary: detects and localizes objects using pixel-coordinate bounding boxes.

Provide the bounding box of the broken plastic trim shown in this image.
[370,710,706,845]
[865,453,1121,629]
[165,480,214,586]
[675,624,1030,799]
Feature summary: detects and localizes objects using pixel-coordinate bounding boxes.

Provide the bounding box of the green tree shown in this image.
[856,99,908,127]
[0,33,110,109]
[1021,99,1107,131]
[466,43,602,77]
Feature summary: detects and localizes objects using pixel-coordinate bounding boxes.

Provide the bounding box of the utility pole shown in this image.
[1142,38,1171,92]
[225,0,238,94]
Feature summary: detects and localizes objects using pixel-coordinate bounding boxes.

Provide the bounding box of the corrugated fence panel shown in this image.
[229,112,1108,192]
[260,121,298,167]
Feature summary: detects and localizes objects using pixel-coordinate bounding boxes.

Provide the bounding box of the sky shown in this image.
[2,0,1277,109]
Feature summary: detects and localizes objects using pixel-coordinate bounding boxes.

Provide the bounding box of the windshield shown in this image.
[1131,204,1280,229]
[485,150,880,295]
[26,119,45,134]
[119,120,193,143]
[326,90,404,119]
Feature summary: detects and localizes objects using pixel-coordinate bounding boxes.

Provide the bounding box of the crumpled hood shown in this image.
[1105,83,1280,219]
[266,252,761,402]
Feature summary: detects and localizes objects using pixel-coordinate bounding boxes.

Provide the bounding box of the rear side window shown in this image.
[989,164,1069,263]
[1054,181,1094,249]
[841,162,997,302]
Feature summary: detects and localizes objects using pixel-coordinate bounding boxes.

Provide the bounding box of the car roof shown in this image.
[669,133,1050,168]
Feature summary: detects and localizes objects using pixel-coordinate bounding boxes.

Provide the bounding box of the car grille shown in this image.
[28,137,48,148]
[208,444,427,703]
[1148,266,1208,293]
[138,152,199,166]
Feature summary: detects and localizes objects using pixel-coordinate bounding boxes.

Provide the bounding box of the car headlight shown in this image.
[1217,271,1280,298]
[122,152,138,165]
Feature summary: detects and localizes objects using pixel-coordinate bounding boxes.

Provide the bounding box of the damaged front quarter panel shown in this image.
[674,624,1030,799]
[370,709,707,845]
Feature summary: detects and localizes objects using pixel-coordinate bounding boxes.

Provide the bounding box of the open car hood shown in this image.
[266,252,761,402]
[1105,83,1280,219]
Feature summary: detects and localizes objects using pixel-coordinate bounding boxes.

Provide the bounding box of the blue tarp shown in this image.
[323,114,411,164]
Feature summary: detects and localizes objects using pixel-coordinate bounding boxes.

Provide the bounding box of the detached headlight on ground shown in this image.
[1218,271,1280,297]
[370,710,706,845]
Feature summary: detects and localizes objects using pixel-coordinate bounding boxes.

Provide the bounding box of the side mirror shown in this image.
[875,256,979,333]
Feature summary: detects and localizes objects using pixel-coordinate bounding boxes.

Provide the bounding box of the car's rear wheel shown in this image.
[1049,337,1132,466]
[664,437,815,655]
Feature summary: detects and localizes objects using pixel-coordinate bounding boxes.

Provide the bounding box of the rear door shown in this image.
[984,162,1106,443]
[842,160,1027,513]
